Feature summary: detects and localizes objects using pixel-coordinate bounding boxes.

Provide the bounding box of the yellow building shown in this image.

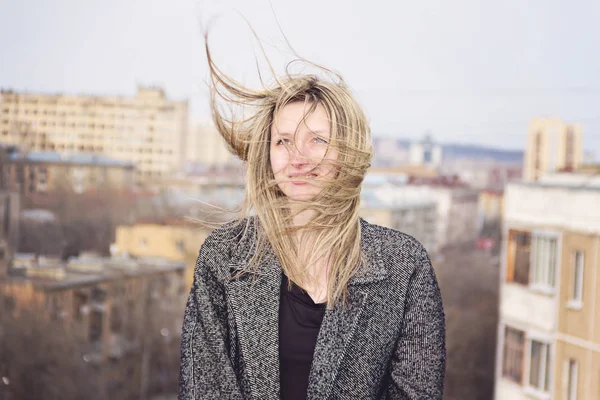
[186,122,234,168]
[496,172,600,400]
[0,87,188,185]
[478,189,504,235]
[114,220,211,290]
[524,118,583,181]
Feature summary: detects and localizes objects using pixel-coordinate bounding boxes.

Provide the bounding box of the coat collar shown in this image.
[224,217,386,399]
[228,216,387,284]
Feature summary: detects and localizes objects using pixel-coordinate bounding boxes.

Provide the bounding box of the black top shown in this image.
[279,274,327,400]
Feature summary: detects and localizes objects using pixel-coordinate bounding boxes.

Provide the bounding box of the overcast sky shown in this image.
[1,0,599,154]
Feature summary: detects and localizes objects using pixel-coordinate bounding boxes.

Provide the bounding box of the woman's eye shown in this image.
[313,137,328,144]
[277,139,292,145]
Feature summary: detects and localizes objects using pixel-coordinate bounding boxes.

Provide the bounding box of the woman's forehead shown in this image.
[272,102,330,134]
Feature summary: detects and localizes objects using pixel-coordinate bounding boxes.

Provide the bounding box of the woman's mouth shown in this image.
[290,173,317,184]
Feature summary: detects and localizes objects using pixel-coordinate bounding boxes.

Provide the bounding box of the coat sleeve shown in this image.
[386,246,446,399]
[178,237,244,400]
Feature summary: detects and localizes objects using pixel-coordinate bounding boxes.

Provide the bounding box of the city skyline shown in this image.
[1,0,599,154]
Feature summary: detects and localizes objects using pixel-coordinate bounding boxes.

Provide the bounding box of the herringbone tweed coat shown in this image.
[179,217,446,399]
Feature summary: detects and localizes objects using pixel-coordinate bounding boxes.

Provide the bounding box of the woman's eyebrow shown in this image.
[273,129,329,136]
[272,131,293,137]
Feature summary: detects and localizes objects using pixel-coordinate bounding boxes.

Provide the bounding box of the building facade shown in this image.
[359,194,437,254]
[1,145,134,198]
[0,252,186,399]
[495,173,600,400]
[409,135,442,169]
[0,87,188,186]
[361,176,479,253]
[185,122,234,171]
[114,220,211,290]
[523,118,583,181]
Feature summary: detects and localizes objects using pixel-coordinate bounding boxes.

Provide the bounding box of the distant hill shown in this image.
[372,137,523,164]
[441,143,523,163]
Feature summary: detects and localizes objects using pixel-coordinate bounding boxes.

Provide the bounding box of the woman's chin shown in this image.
[281,185,320,202]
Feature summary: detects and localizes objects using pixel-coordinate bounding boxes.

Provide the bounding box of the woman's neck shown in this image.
[291,207,316,228]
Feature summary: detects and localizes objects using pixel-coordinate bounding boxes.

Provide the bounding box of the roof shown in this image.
[5,254,185,291]
[7,151,134,168]
[512,172,600,191]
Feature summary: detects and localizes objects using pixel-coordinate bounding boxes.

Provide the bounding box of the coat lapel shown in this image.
[306,218,387,400]
[223,219,282,400]
[306,286,368,400]
[224,255,282,400]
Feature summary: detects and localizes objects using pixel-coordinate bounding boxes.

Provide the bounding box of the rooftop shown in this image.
[7,150,134,168]
[5,252,185,291]
[514,172,600,191]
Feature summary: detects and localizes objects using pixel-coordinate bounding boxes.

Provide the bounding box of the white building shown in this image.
[362,176,479,253]
[409,135,442,169]
[360,188,437,253]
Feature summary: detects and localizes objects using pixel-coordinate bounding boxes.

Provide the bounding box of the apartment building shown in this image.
[185,122,234,170]
[0,87,188,186]
[495,172,600,400]
[0,252,186,398]
[114,219,211,290]
[523,118,583,181]
[1,145,134,198]
[360,188,437,254]
[362,174,478,252]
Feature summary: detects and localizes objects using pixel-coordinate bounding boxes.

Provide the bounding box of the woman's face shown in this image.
[270,101,338,201]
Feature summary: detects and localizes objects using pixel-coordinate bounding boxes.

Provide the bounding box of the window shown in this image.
[89,309,103,342]
[531,234,558,290]
[566,359,578,400]
[528,340,551,393]
[569,251,584,306]
[507,230,531,285]
[73,291,88,321]
[502,326,525,383]
[565,128,575,171]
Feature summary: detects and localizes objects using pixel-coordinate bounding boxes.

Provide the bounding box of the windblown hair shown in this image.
[206,40,373,307]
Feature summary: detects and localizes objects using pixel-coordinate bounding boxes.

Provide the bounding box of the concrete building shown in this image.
[114,219,212,290]
[185,122,234,171]
[0,87,188,186]
[478,189,504,234]
[360,189,437,253]
[0,147,20,278]
[442,159,522,190]
[0,145,134,197]
[495,172,600,400]
[523,118,583,181]
[0,252,186,399]
[362,175,479,253]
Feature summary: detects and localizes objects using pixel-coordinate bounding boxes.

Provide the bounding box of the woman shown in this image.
[179,41,446,399]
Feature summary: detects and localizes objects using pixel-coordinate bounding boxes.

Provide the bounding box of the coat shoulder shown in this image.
[365,221,428,258]
[196,217,253,276]
[362,220,431,280]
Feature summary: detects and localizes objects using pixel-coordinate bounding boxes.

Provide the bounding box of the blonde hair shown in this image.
[206,40,373,307]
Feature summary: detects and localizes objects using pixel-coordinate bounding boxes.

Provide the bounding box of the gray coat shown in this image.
[179,217,446,399]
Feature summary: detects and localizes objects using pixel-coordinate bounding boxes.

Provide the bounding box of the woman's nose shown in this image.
[289,142,309,165]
